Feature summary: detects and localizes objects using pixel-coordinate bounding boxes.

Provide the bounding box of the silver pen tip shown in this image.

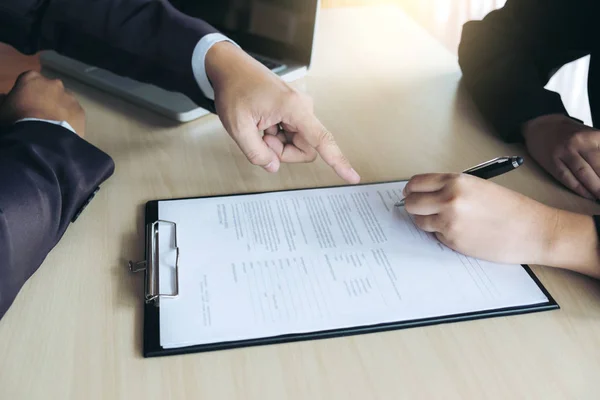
[395,199,406,207]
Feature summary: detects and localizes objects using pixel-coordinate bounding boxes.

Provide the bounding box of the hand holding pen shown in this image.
[395,156,524,207]
[396,155,565,267]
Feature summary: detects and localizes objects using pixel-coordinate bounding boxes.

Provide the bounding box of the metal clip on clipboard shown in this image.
[128,220,180,306]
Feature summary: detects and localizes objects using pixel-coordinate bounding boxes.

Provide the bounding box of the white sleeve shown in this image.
[14,118,77,134]
[191,33,240,101]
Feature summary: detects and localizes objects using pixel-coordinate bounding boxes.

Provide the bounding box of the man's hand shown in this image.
[402,173,557,265]
[0,71,85,137]
[523,114,600,200]
[205,42,360,184]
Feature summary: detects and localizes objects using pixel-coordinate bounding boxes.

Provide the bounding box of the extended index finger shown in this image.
[297,114,360,183]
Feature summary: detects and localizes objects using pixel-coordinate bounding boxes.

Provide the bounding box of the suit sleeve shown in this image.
[458,0,597,142]
[0,121,114,320]
[0,0,218,111]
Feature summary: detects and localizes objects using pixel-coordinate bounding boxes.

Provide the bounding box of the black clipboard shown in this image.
[130,182,559,358]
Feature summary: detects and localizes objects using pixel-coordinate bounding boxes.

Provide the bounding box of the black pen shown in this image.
[394,156,524,207]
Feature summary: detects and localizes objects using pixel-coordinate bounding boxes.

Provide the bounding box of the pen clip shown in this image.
[463,157,508,173]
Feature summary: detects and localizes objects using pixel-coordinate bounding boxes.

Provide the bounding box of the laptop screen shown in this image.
[169,0,318,65]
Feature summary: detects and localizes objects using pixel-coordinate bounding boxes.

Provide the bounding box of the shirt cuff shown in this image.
[191,33,240,101]
[14,118,77,134]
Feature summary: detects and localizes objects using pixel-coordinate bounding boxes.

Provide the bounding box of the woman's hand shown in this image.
[402,173,558,266]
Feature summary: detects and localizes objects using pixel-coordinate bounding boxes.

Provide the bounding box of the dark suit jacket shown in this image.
[0,0,218,112]
[0,0,218,320]
[0,122,114,320]
[458,0,600,142]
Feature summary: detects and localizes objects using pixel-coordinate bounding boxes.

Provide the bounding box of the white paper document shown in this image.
[156,182,551,349]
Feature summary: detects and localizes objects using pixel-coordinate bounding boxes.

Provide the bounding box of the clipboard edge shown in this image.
[142,200,161,357]
[143,297,558,358]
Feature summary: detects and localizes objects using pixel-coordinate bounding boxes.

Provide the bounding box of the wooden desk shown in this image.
[1,6,600,400]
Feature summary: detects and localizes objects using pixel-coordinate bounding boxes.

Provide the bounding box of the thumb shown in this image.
[227,118,280,173]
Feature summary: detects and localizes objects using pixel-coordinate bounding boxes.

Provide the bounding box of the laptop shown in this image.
[39,0,320,122]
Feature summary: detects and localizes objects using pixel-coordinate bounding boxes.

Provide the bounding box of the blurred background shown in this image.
[321,0,591,125]
[1,0,590,124]
[324,0,507,52]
